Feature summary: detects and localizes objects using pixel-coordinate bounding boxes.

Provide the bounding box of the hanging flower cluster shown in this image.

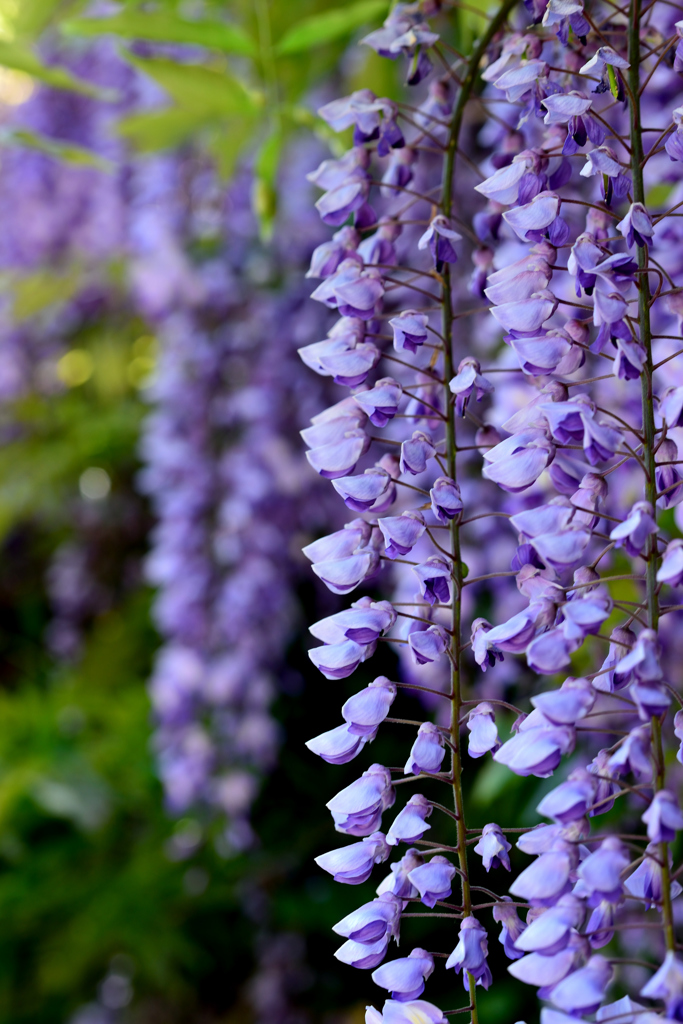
[300,0,683,1020]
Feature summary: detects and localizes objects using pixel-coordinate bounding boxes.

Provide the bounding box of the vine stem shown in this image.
[440,4,517,1019]
[628,0,676,955]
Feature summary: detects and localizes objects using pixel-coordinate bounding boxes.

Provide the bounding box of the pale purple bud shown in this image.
[333,892,402,945]
[386,794,433,846]
[613,627,662,685]
[307,149,369,190]
[515,895,584,954]
[493,898,526,959]
[333,467,396,513]
[311,599,396,646]
[494,60,548,103]
[445,916,491,990]
[355,379,403,427]
[625,843,682,909]
[542,92,592,124]
[307,722,372,763]
[301,411,366,449]
[390,310,429,353]
[315,832,391,884]
[482,429,555,493]
[595,996,646,1024]
[606,724,652,780]
[509,844,575,907]
[343,677,397,736]
[658,539,683,586]
[587,750,620,815]
[408,625,448,665]
[307,638,370,680]
[656,439,683,508]
[474,823,511,871]
[381,147,417,196]
[503,192,561,242]
[494,710,575,778]
[336,934,391,969]
[371,949,434,1001]
[449,358,494,416]
[490,288,558,333]
[509,330,584,377]
[303,519,372,563]
[661,386,683,427]
[576,836,629,906]
[531,676,595,725]
[630,679,671,721]
[430,477,462,524]
[526,627,580,675]
[586,901,616,949]
[377,848,423,901]
[319,342,382,386]
[327,764,396,836]
[610,501,657,557]
[509,931,588,990]
[379,511,426,559]
[510,499,574,540]
[643,790,683,843]
[312,550,380,595]
[407,856,456,908]
[676,708,683,764]
[615,336,647,381]
[404,723,446,776]
[369,1000,446,1024]
[467,703,501,757]
[547,954,612,1015]
[517,822,581,855]
[530,525,592,570]
[594,626,636,692]
[617,202,653,248]
[400,431,436,475]
[412,557,452,605]
[580,45,630,74]
[307,226,361,279]
[474,154,535,204]
[640,951,683,1020]
[418,215,461,270]
[306,428,370,478]
[316,179,370,226]
[537,767,597,824]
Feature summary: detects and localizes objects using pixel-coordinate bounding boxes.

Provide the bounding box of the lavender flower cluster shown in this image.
[299,1,683,1021]
[138,157,340,846]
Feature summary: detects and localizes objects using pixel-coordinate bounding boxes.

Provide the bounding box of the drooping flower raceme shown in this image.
[299,2,683,1021]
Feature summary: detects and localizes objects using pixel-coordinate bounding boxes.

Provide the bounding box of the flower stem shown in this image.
[440,2,517,1016]
[628,0,676,955]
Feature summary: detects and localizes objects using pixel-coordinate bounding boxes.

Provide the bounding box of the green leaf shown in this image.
[0,39,114,97]
[253,129,281,240]
[276,0,389,55]
[122,53,259,118]
[2,128,112,170]
[5,0,83,42]
[116,109,204,152]
[205,116,258,180]
[64,11,256,57]
[10,268,83,321]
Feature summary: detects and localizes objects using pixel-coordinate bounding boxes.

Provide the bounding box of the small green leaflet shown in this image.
[10,268,83,321]
[64,11,256,58]
[276,0,390,56]
[2,128,112,170]
[116,110,205,153]
[122,53,259,118]
[0,40,113,98]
